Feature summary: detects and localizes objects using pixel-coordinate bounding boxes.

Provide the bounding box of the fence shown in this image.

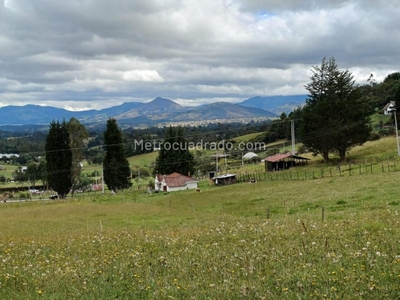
[212,156,400,184]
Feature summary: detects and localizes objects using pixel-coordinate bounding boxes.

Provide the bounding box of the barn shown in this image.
[264,153,309,172]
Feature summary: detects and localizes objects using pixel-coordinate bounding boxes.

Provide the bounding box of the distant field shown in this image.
[233,131,263,142]
[128,151,158,167]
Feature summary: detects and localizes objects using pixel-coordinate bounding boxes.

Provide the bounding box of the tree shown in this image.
[155,126,196,176]
[103,118,132,192]
[301,57,371,162]
[45,120,72,199]
[67,117,89,196]
[13,167,27,187]
[26,161,39,187]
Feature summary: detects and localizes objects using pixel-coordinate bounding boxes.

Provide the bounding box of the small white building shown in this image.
[155,172,198,192]
[383,101,396,115]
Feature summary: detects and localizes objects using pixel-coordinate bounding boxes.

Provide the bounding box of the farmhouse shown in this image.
[155,172,198,192]
[265,153,309,172]
[383,101,396,115]
[212,174,237,186]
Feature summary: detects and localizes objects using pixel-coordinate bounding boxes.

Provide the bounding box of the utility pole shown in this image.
[291,120,296,154]
[224,152,227,173]
[101,163,104,194]
[216,152,218,175]
[138,167,140,189]
[393,109,400,156]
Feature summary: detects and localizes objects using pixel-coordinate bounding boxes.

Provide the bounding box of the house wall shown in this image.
[186,181,198,189]
[154,177,164,191]
[384,103,395,115]
[167,186,184,192]
[167,182,198,192]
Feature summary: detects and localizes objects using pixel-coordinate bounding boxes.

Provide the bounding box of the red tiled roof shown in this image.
[265,153,292,162]
[157,172,197,187]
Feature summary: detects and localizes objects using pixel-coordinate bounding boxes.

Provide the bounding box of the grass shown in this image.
[1,136,400,299]
[232,131,264,142]
[128,151,158,167]
[1,166,400,299]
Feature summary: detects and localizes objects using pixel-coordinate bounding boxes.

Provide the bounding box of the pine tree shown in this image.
[45,120,72,199]
[103,118,132,192]
[67,117,89,195]
[155,126,196,176]
[301,57,371,161]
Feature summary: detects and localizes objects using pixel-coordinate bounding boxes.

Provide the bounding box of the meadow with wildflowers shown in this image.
[0,171,399,299]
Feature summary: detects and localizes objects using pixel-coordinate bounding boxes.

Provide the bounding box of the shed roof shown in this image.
[265,153,310,163]
[213,173,236,179]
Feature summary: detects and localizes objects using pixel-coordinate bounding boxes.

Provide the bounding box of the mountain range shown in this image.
[0,95,306,129]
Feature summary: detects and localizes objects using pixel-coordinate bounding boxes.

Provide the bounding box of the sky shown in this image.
[1,0,400,111]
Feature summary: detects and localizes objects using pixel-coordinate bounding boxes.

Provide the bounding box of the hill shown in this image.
[239,95,307,114]
[169,102,276,121]
[0,97,278,129]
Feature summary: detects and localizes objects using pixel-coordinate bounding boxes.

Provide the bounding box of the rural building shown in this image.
[383,101,396,115]
[243,152,259,161]
[0,153,19,159]
[155,172,198,192]
[212,173,237,186]
[265,153,309,172]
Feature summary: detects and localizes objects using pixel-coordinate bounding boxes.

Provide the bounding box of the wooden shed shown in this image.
[264,153,309,172]
[212,174,236,186]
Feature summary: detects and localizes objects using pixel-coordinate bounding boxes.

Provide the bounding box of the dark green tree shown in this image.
[45,120,72,199]
[155,126,196,176]
[26,161,39,188]
[37,158,48,189]
[67,117,89,195]
[103,118,132,192]
[301,57,371,162]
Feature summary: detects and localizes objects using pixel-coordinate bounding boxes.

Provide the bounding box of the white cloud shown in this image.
[122,70,164,82]
[0,0,399,110]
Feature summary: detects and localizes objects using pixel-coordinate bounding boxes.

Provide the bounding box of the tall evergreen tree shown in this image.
[155,126,196,176]
[301,57,371,161]
[103,118,132,192]
[67,117,89,195]
[45,120,72,199]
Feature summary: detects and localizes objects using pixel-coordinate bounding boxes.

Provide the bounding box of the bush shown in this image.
[368,132,381,141]
[18,192,31,199]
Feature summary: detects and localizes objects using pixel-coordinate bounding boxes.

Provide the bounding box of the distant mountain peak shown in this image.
[148,97,182,107]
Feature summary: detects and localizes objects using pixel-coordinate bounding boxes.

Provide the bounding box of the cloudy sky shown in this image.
[1,0,399,110]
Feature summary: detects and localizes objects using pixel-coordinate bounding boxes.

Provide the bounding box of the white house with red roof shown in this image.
[155,172,198,192]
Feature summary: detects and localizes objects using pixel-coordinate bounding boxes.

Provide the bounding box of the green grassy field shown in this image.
[1,136,400,299]
[232,131,263,142]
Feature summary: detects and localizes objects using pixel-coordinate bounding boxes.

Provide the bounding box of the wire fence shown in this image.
[230,157,400,183]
